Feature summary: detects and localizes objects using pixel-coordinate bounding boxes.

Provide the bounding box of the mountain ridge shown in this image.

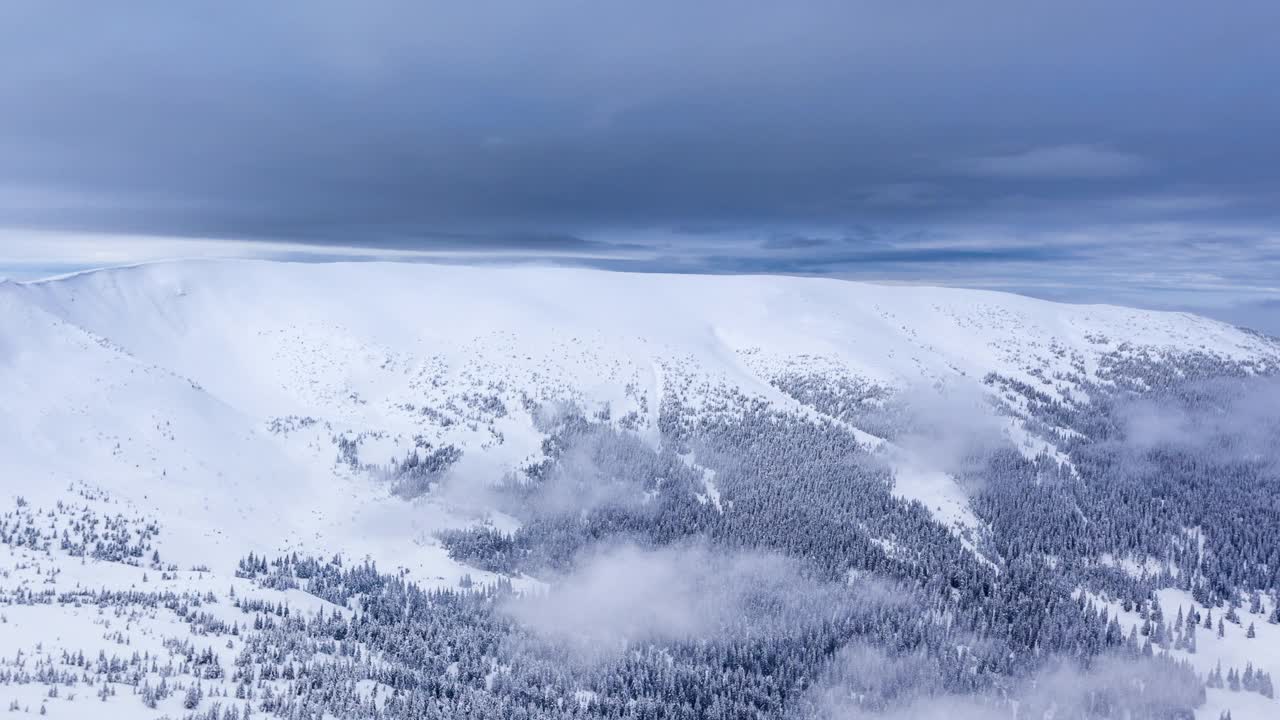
[4,259,1277,561]
[2,259,1279,719]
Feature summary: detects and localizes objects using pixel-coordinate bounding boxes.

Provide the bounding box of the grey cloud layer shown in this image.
[2,2,1278,328]
[2,1,1279,238]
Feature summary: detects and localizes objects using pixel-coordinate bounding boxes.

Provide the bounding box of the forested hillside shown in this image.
[1,260,1277,719]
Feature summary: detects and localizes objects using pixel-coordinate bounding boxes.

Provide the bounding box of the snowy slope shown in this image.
[7,260,1276,542]
[1,259,1277,718]
[4,259,1277,567]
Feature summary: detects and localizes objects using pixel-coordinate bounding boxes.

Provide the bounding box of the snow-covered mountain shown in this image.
[4,260,1273,563]
[2,259,1277,719]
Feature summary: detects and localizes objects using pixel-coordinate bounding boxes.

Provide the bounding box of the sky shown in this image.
[1,2,1278,332]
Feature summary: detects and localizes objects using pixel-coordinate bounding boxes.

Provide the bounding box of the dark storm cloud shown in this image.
[3,0,1280,240]
[1,1,1278,320]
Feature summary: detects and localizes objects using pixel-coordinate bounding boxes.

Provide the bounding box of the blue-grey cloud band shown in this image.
[1,1,1277,329]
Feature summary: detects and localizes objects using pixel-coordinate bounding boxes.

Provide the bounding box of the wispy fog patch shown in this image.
[516,409,706,520]
[428,466,509,522]
[879,382,1010,476]
[528,430,653,515]
[804,653,1203,719]
[1117,375,1280,464]
[801,643,946,715]
[809,694,995,720]
[432,404,669,520]
[503,541,903,653]
[504,542,792,646]
[1014,655,1205,719]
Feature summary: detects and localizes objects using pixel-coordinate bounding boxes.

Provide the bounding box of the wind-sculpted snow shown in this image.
[2,259,1279,719]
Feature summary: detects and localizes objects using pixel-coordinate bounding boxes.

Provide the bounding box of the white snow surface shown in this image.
[1091,588,1280,720]
[1,258,1278,718]
[3,259,1276,570]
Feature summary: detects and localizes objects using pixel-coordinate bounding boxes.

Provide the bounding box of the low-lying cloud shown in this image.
[876,381,1011,476]
[1118,375,1280,464]
[503,541,899,651]
[804,653,1204,719]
